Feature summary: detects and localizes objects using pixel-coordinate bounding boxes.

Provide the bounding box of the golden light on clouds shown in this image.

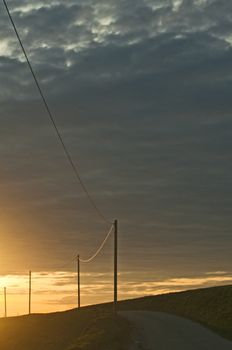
[0,271,232,317]
[0,0,231,321]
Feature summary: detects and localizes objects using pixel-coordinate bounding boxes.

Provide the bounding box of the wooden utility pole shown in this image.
[114,219,118,315]
[4,287,7,318]
[77,255,80,308]
[29,270,31,315]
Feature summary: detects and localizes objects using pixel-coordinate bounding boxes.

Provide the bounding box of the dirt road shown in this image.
[120,311,232,350]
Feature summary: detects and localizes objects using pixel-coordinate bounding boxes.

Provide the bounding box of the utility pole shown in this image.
[114,219,118,315]
[4,287,7,318]
[77,255,80,308]
[29,270,31,315]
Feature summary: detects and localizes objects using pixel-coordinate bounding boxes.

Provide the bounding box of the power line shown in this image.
[79,224,114,263]
[3,0,111,225]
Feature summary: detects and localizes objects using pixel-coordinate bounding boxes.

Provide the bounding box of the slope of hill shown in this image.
[119,284,232,340]
[0,284,231,349]
[0,307,131,350]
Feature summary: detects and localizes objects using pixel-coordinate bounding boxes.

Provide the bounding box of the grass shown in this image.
[119,284,232,340]
[0,306,131,350]
[0,284,232,349]
[67,313,131,350]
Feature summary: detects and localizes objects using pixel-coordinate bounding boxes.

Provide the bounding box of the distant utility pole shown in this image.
[77,255,80,308]
[29,270,32,315]
[4,287,7,318]
[114,219,118,315]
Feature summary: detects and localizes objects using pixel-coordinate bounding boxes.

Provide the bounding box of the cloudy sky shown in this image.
[0,0,232,315]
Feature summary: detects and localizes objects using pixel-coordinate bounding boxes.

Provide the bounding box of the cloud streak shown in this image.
[0,0,231,313]
[1,270,231,316]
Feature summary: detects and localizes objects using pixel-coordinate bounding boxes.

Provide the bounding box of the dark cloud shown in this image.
[0,0,231,294]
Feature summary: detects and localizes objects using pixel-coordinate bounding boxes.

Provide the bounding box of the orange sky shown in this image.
[1,0,232,318]
[1,271,232,317]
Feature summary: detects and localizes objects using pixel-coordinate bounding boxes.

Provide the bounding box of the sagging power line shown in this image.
[2,0,111,225]
[1,221,118,316]
[79,224,114,263]
[76,220,118,314]
[2,1,119,316]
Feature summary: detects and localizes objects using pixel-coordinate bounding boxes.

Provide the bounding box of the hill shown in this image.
[0,306,130,350]
[120,284,232,340]
[0,284,231,349]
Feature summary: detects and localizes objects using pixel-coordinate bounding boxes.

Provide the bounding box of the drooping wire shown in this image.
[2,0,111,225]
[49,223,114,267]
[79,224,114,263]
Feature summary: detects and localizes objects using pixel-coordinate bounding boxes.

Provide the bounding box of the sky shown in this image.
[0,0,232,316]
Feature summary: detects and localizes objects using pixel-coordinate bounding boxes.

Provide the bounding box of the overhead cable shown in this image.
[3,0,111,225]
[79,224,114,263]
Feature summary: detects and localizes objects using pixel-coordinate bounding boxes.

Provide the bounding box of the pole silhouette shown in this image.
[29,270,31,315]
[77,255,80,308]
[114,219,118,315]
[4,287,7,318]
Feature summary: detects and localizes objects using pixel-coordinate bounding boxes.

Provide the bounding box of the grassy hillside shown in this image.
[0,284,231,349]
[0,307,131,350]
[119,284,232,340]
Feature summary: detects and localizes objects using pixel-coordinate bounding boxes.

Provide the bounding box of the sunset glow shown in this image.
[1,270,232,317]
[0,0,232,322]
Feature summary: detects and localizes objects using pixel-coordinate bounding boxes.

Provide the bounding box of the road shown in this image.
[120,311,232,350]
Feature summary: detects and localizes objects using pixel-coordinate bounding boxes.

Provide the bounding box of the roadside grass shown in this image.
[119,284,232,340]
[0,306,131,350]
[0,284,231,349]
[67,313,131,350]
